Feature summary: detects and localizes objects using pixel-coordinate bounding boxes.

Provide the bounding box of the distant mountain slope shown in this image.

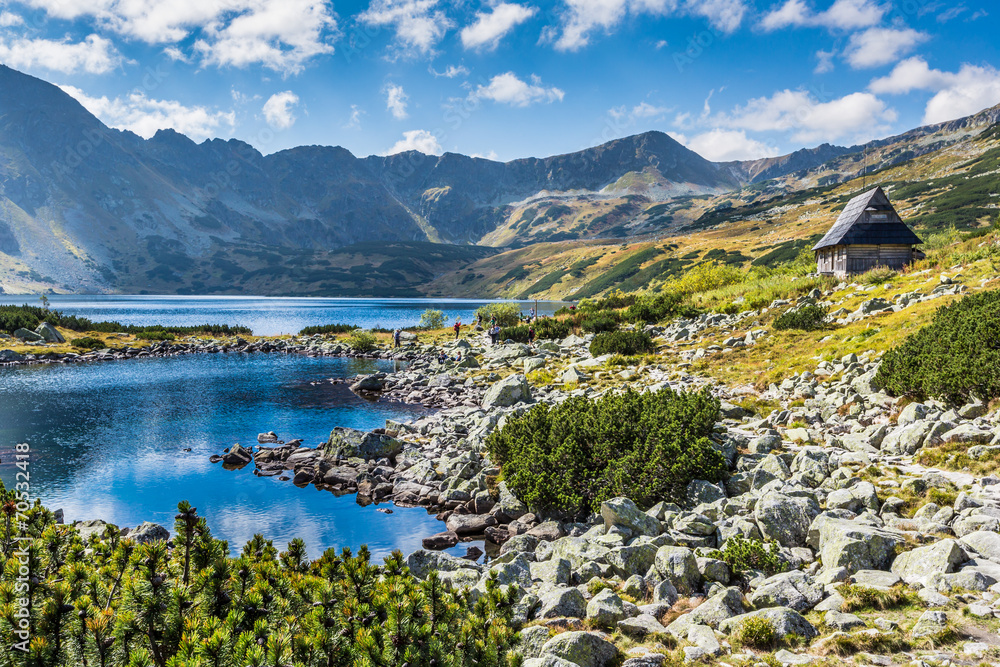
[0,63,998,296]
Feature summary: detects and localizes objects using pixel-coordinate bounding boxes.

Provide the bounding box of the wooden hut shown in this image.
[813,186,922,277]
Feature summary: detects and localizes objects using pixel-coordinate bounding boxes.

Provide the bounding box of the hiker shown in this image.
[393,329,401,348]
[437,350,447,364]
[453,319,461,340]
[528,326,536,346]
[489,324,500,345]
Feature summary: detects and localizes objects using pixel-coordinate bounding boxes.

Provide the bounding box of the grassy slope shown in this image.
[426,120,1000,301]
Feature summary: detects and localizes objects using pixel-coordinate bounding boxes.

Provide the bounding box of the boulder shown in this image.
[406,550,482,580]
[422,531,460,550]
[0,350,25,362]
[749,571,824,612]
[719,607,818,640]
[654,546,701,595]
[257,432,279,443]
[222,443,253,467]
[602,497,661,537]
[686,587,746,627]
[541,631,620,667]
[127,522,170,543]
[755,492,820,548]
[350,374,386,392]
[13,328,43,342]
[812,518,902,574]
[537,587,587,619]
[891,539,965,585]
[325,427,403,461]
[607,543,659,579]
[35,322,65,343]
[960,531,1000,562]
[586,589,627,627]
[446,513,497,536]
[482,374,531,409]
[910,610,948,638]
[618,614,668,638]
[824,611,866,631]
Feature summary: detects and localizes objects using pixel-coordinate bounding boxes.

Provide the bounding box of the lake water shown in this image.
[0,352,475,559]
[0,295,568,336]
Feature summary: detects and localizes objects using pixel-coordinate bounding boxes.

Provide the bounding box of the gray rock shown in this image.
[127,522,170,543]
[891,539,965,585]
[749,571,824,612]
[687,624,722,656]
[586,589,627,627]
[406,549,482,580]
[446,513,498,536]
[537,587,588,619]
[720,607,818,640]
[530,558,572,586]
[687,586,746,627]
[0,350,25,362]
[13,327,43,342]
[540,631,620,667]
[687,480,726,506]
[910,610,948,638]
[618,614,668,638]
[602,497,661,537]
[35,322,65,343]
[812,518,901,574]
[325,427,403,461]
[755,492,821,548]
[654,546,701,595]
[960,531,1000,562]
[850,570,901,589]
[518,625,555,660]
[824,610,866,631]
[482,374,532,409]
[607,543,659,579]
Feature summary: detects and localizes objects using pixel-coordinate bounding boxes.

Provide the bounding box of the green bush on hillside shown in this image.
[347,330,379,352]
[580,312,620,333]
[501,318,571,343]
[707,535,787,576]
[0,304,252,336]
[135,331,175,341]
[773,305,828,331]
[485,387,726,515]
[590,330,655,356]
[874,289,1000,403]
[418,308,446,329]
[0,490,521,667]
[475,302,521,328]
[70,336,105,350]
[298,323,358,335]
[625,291,700,323]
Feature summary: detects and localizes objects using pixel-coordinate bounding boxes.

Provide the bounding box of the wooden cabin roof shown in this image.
[813,186,922,251]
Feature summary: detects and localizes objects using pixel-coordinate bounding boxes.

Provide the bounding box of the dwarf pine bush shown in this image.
[773,304,828,331]
[874,289,1000,403]
[589,330,655,356]
[0,491,521,667]
[485,387,725,515]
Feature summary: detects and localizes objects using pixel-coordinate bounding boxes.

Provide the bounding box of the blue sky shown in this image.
[1,0,998,162]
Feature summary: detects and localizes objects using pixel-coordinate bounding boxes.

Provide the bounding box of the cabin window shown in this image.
[870,213,888,221]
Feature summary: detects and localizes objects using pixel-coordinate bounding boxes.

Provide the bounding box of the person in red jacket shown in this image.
[453,320,461,340]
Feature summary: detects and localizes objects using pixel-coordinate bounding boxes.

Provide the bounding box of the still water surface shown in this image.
[0,352,475,559]
[0,294,567,336]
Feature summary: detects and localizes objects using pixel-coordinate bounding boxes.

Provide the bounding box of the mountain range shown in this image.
[0,64,998,297]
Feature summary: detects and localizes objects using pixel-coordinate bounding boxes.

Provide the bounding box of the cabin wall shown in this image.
[815,244,913,277]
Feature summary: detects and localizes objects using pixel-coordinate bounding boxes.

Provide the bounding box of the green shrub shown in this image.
[589,330,655,356]
[875,289,1000,403]
[731,616,778,650]
[485,387,726,515]
[773,304,828,331]
[346,330,378,352]
[580,312,620,333]
[707,535,786,576]
[500,325,530,343]
[135,331,175,341]
[625,291,700,323]
[419,308,446,329]
[534,317,571,339]
[858,266,897,285]
[476,302,521,328]
[298,323,358,335]
[0,304,253,337]
[0,491,521,667]
[70,336,105,350]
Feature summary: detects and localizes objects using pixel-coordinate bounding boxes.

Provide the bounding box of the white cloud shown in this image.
[815,49,835,73]
[430,64,470,77]
[870,57,1000,124]
[60,84,236,141]
[358,0,453,56]
[262,91,299,129]
[21,0,336,73]
[470,72,564,106]
[610,101,670,124]
[715,88,897,144]
[683,129,779,161]
[0,11,24,26]
[461,2,535,50]
[760,0,884,31]
[0,34,124,74]
[385,83,409,119]
[844,27,927,69]
[344,104,364,129]
[384,129,443,155]
[470,150,500,160]
[552,0,747,51]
